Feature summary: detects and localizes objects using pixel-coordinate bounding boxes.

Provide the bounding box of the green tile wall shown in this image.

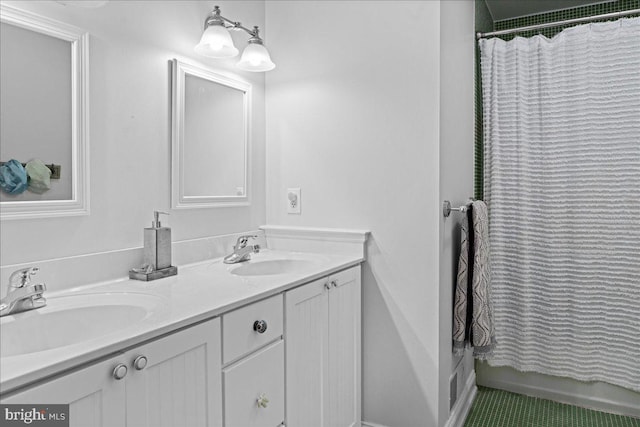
[474,0,492,200]
[473,0,640,200]
[494,0,640,40]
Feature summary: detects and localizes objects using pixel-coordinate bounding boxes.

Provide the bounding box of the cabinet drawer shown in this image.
[223,340,284,427]
[222,294,283,363]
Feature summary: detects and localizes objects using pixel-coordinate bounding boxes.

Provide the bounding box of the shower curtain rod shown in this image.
[476,8,640,39]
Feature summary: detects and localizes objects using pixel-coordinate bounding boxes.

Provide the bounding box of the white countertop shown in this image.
[0,249,363,394]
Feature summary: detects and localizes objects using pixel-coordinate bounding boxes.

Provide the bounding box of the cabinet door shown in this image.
[125,318,222,427]
[327,267,361,427]
[1,356,125,427]
[285,278,329,427]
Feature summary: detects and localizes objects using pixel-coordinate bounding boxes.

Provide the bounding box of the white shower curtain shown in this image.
[480,17,640,392]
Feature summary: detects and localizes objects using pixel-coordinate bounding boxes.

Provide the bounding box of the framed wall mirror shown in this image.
[171,59,251,209]
[0,4,89,220]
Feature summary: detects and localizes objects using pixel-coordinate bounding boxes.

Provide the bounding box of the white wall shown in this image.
[1,1,479,424]
[0,1,266,266]
[438,1,476,425]
[265,1,444,425]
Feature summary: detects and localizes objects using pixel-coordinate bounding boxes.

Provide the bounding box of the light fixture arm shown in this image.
[204,6,263,41]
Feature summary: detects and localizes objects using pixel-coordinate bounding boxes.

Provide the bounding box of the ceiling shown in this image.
[484,0,615,21]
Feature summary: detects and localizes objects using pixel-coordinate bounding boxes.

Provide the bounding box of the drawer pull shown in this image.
[253,320,268,334]
[257,393,269,408]
[112,363,128,380]
[133,355,148,371]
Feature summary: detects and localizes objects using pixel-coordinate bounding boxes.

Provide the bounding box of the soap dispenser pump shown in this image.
[129,211,178,281]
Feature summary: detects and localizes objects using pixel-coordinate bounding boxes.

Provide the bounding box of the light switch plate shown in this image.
[287,188,301,214]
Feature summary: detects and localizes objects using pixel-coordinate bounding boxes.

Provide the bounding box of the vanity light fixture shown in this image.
[195,5,275,72]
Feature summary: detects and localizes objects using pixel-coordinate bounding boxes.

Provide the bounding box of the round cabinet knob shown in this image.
[253,320,268,334]
[133,355,148,371]
[257,393,269,408]
[324,282,331,290]
[331,281,338,288]
[112,363,128,380]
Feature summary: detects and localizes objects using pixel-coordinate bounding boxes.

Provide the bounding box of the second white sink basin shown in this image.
[230,259,317,276]
[0,293,162,357]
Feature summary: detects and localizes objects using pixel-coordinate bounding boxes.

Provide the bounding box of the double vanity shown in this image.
[0,4,367,426]
[0,227,368,427]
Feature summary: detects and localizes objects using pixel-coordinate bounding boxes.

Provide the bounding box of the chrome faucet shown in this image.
[224,235,260,264]
[0,267,47,317]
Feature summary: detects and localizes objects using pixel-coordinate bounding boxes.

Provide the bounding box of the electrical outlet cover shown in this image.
[287,188,301,214]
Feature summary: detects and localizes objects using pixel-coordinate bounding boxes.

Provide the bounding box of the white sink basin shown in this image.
[0,293,162,357]
[230,259,317,276]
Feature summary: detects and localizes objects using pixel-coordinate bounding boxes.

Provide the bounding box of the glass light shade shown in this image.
[194,24,239,58]
[237,43,275,72]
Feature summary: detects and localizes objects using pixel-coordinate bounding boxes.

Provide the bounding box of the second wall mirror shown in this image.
[171,59,251,208]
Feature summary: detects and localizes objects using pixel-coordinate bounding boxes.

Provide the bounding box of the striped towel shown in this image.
[453,200,495,359]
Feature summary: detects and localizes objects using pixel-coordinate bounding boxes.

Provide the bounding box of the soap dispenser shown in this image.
[129,211,178,281]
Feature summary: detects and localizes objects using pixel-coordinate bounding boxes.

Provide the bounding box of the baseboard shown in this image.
[362,371,478,427]
[477,368,640,418]
[445,371,478,427]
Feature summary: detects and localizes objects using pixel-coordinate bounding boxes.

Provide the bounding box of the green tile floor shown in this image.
[464,387,640,427]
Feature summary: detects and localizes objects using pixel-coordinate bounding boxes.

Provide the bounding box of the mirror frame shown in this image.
[171,59,251,209]
[0,4,89,220]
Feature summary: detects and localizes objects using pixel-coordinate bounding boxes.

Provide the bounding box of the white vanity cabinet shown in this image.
[285,266,361,427]
[1,318,223,427]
